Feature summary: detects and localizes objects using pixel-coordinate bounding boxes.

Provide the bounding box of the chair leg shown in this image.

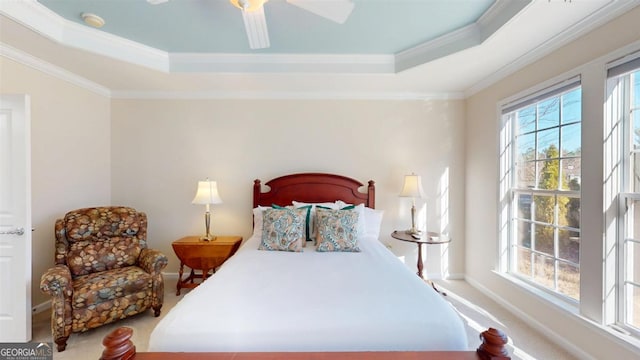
[55,336,69,352]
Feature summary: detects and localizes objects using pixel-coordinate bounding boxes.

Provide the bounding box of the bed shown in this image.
[100,173,510,360]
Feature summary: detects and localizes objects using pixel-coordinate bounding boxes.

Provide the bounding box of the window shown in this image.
[500,78,582,301]
[607,54,640,335]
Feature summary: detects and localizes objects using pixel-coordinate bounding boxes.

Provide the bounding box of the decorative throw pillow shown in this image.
[335,201,367,238]
[315,208,360,252]
[272,204,311,245]
[259,208,306,252]
[292,201,339,243]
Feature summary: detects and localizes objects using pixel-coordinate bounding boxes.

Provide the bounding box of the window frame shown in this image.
[499,78,582,303]
[611,63,640,336]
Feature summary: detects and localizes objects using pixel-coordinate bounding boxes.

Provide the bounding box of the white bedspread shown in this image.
[149,235,467,352]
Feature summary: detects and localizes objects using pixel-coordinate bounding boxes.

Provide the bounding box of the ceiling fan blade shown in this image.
[241,7,270,49]
[286,0,354,24]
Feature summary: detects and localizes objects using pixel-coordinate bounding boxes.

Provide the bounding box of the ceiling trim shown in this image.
[1,0,528,75]
[110,90,466,101]
[0,0,169,72]
[1,41,462,100]
[168,53,395,73]
[463,0,640,97]
[0,42,111,97]
[395,0,531,72]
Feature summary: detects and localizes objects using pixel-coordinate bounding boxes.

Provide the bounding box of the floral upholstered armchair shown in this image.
[40,207,168,352]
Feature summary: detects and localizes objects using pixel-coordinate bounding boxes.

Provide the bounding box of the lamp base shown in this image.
[200,235,216,242]
[405,228,422,236]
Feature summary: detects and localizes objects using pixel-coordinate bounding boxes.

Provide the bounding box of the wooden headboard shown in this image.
[253,173,375,209]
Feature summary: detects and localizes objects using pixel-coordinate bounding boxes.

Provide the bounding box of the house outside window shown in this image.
[500,78,582,301]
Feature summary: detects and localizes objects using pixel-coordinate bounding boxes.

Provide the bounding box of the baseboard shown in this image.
[162,272,179,279]
[428,272,465,280]
[465,276,597,360]
[32,300,50,315]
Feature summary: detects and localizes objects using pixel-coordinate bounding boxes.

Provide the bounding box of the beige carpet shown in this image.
[32,277,577,360]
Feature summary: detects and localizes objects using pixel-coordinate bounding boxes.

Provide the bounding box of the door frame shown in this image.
[0,94,32,342]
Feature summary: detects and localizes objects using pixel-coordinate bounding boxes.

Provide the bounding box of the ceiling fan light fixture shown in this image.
[230,0,268,12]
[81,12,105,28]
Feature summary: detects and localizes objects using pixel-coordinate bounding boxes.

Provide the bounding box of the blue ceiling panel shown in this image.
[38,0,496,54]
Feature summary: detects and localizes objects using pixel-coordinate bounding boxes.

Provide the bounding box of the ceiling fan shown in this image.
[147,0,355,50]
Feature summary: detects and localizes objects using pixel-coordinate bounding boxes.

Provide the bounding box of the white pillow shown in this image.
[363,207,384,238]
[251,206,270,238]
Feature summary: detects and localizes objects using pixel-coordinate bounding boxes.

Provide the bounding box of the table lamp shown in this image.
[399,173,425,236]
[192,178,223,241]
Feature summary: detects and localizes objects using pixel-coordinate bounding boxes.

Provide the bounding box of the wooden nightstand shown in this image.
[172,235,242,295]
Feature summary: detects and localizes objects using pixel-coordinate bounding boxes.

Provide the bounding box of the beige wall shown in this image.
[465,7,640,360]
[5,5,639,357]
[110,98,466,278]
[0,56,112,307]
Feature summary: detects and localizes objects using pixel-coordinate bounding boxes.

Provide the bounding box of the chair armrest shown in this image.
[139,248,168,275]
[40,265,73,298]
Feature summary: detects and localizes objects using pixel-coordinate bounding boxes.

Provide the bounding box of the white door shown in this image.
[0,94,31,342]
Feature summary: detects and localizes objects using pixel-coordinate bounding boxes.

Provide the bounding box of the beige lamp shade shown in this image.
[399,174,425,198]
[192,180,223,205]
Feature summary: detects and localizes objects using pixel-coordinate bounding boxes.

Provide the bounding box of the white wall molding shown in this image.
[464,275,640,360]
[465,276,595,360]
[0,0,169,72]
[1,40,464,100]
[464,0,640,97]
[111,90,465,101]
[428,272,465,280]
[395,0,531,72]
[0,0,531,75]
[0,42,111,97]
[32,300,50,315]
[169,53,395,74]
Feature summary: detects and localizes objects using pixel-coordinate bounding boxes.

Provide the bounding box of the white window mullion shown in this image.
[500,80,581,301]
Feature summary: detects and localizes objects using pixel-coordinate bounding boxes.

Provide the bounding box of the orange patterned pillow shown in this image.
[258,208,306,252]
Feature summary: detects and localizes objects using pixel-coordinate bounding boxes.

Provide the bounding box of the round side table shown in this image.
[391,230,451,295]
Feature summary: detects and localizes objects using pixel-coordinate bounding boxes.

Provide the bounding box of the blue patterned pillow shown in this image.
[315,208,360,252]
[259,208,305,252]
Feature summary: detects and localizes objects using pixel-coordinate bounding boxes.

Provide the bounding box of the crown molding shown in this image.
[0,42,111,97]
[1,39,461,100]
[395,0,532,72]
[110,90,465,101]
[168,53,395,73]
[0,0,526,75]
[0,0,168,72]
[464,0,640,97]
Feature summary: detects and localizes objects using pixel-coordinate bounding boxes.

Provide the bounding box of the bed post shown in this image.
[476,327,510,359]
[367,180,375,208]
[253,179,261,208]
[100,326,136,360]
[103,325,511,358]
